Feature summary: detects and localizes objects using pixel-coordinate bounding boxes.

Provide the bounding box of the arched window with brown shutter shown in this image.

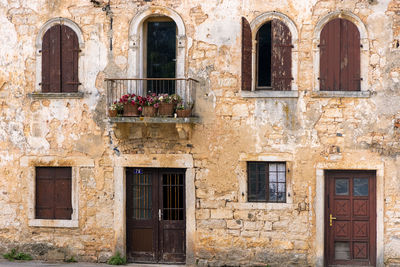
[320,18,360,91]
[42,25,79,93]
[254,19,292,91]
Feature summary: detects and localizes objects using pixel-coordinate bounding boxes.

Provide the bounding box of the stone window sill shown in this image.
[241,90,299,98]
[27,92,84,99]
[226,202,294,210]
[28,219,78,228]
[311,90,370,98]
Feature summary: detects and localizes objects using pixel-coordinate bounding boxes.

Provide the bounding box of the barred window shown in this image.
[247,162,286,203]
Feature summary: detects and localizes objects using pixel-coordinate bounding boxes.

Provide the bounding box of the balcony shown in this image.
[106,78,200,138]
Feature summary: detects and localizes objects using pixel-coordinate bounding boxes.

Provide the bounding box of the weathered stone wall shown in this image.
[0,0,400,266]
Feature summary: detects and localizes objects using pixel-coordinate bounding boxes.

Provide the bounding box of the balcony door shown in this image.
[126,168,185,263]
[145,19,176,94]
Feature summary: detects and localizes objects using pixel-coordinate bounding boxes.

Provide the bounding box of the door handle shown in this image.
[329,214,337,227]
[158,209,162,221]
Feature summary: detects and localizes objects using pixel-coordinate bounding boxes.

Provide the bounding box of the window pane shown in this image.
[269,171,277,182]
[269,163,277,172]
[353,178,368,196]
[248,162,266,201]
[278,172,285,182]
[277,163,285,172]
[257,22,272,87]
[335,179,349,196]
[269,183,277,201]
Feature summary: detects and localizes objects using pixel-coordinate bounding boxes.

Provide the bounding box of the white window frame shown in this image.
[312,11,370,98]
[242,12,299,98]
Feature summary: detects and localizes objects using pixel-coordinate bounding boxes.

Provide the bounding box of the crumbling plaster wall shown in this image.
[0,0,399,265]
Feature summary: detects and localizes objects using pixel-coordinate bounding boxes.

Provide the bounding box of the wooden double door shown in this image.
[325,171,376,266]
[126,168,185,263]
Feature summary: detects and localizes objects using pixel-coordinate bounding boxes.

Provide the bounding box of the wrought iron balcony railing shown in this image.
[105,78,198,110]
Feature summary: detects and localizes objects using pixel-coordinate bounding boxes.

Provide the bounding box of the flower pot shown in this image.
[123,103,139,116]
[108,109,117,117]
[176,109,191,118]
[158,103,174,116]
[142,106,156,117]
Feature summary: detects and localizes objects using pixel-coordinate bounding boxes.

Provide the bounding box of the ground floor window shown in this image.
[35,167,72,220]
[247,162,286,202]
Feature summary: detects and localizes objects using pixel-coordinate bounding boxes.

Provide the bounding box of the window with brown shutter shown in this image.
[242,18,292,91]
[42,25,79,93]
[320,18,361,91]
[36,167,72,220]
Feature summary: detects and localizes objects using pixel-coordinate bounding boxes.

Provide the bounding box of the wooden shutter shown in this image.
[320,18,360,91]
[271,19,292,91]
[340,19,361,91]
[242,17,252,91]
[36,167,72,220]
[61,25,79,92]
[42,25,61,92]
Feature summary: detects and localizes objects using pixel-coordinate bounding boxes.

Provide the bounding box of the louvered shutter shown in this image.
[54,167,72,219]
[340,19,361,91]
[320,19,341,91]
[242,17,252,91]
[61,25,79,92]
[42,25,61,92]
[36,167,72,220]
[36,167,55,219]
[271,19,292,91]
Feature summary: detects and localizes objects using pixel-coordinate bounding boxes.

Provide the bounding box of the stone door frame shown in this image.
[112,154,195,265]
[314,162,384,267]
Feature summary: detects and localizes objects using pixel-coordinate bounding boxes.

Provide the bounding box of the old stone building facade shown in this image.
[1,0,400,266]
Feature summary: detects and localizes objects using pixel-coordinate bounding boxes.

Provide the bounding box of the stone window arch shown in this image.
[35,18,85,94]
[128,7,186,96]
[242,12,299,96]
[313,11,369,95]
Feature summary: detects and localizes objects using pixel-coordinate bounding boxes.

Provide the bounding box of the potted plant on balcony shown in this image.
[141,94,159,117]
[108,101,123,117]
[158,94,175,116]
[176,101,193,118]
[120,94,140,116]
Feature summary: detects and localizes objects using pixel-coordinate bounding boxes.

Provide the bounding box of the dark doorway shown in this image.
[126,168,185,263]
[325,170,376,266]
[146,20,176,94]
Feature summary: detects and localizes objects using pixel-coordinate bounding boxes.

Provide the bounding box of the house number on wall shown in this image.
[134,169,143,174]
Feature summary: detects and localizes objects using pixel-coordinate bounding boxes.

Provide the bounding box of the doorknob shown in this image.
[158,209,162,221]
[329,214,337,227]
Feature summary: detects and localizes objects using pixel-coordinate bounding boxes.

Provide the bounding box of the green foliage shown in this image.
[64,256,77,262]
[107,252,127,265]
[3,248,32,261]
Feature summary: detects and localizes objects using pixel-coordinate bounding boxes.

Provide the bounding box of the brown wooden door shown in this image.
[325,171,376,266]
[126,168,185,263]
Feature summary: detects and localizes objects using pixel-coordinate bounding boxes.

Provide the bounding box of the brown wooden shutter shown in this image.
[340,19,361,91]
[320,18,360,91]
[36,167,72,220]
[271,19,292,91]
[42,25,61,92]
[61,25,79,92]
[242,17,252,91]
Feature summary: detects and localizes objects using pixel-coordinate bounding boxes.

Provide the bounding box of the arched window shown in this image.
[319,18,361,91]
[143,17,177,94]
[41,24,79,93]
[242,13,297,93]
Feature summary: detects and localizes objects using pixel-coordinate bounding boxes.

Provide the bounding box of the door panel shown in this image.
[126,168,185,263]
[325,171,376,266]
